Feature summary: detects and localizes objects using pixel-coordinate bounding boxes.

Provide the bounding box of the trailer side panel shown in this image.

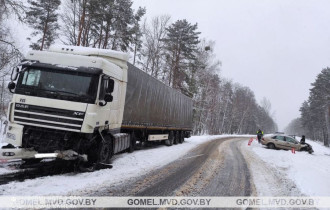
[122,63,193,130]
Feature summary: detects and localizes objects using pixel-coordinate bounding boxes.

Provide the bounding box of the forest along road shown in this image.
[92,137,257,197]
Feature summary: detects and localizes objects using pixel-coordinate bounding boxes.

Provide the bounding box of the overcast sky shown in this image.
[132,0,330,130]
[11,0,330,130]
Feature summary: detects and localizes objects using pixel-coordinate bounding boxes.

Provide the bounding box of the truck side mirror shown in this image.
[8,82,16,92]
[11,67,19,81]
[104,93,113,102]
[108,79,114,93]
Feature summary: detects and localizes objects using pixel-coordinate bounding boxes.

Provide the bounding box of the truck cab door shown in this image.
[98,76,122,129]
[97,76,113,128]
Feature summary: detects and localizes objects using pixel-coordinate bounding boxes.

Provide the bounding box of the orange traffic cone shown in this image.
[248,138,253,146]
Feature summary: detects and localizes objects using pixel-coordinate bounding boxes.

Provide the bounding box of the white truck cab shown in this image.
[1,45,130,163]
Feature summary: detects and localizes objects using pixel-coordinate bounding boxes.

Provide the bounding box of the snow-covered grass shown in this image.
[0,135,236,196]
[248,137,330,196]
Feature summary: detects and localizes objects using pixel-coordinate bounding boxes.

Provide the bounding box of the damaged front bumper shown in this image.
[0,146,87,162]
[0,147,37,160]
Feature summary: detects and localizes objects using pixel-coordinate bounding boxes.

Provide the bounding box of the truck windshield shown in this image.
[15,68,99,104]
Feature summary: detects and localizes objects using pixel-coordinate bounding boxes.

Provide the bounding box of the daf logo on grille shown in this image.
[73,112,84,116]
[16,104,29,109]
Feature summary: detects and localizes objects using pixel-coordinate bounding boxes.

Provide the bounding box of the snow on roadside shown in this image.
[246,137,330,196]
[0,135,240,196]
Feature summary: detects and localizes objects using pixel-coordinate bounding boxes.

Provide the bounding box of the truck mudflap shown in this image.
[0,148,87,162]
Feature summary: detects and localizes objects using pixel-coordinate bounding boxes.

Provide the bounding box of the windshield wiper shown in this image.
[38,88,81,97]
[51,89,81,96]
[53,90,94,100]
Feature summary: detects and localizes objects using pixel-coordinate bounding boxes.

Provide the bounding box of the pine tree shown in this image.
[309,68,330,145]
[299,68,330,146]
[61,0,145,53]
[26,0,61,50]
[131,7,146,65]
[162,19,201,91]
[108,0,145,51]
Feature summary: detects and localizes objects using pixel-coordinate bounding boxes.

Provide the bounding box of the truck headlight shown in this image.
[6,132,16,140]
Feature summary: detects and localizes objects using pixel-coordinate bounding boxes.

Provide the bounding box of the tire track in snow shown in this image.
[241,140,304,197]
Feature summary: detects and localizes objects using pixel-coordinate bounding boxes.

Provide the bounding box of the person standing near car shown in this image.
[257,129,263,144]
[300,135,306,144]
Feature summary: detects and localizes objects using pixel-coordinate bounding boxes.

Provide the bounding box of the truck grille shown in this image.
[13,103,85,132]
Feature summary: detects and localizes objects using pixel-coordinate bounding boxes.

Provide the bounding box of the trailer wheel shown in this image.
[128,134,136,153]
[165,131,174,146]
[174,131,179,145]
[179,131,184,144]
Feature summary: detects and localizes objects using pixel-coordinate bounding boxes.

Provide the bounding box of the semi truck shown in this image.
[0,45,193,168]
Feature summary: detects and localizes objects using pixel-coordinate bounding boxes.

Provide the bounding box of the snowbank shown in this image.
[249,137,330,196]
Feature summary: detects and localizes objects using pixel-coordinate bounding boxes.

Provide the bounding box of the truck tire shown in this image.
[179,131,184,144]
[97,134,113,164]
[174,131,179,145]
[98,141,111,164]
[128,134,136,153]
[165,131,174,146]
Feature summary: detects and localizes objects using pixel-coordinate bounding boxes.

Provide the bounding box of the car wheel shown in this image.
[268,143,275,149]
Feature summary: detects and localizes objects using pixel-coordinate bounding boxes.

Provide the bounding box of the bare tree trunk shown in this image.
[97,23,103,48]
[82,18,91,46]
[0,78,4,115]
[325,102,330,147]
[77,0,86,46]
[73,0,77,45]
[133,43,137,65]
[103,21,110,49]
[40,5,50,51]
[220,97,230,133]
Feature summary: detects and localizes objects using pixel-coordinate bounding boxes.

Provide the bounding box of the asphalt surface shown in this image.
[94,137,256,197]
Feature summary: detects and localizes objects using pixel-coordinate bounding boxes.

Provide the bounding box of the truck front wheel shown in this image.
[98,141,111,164]
[95,134,113,164]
